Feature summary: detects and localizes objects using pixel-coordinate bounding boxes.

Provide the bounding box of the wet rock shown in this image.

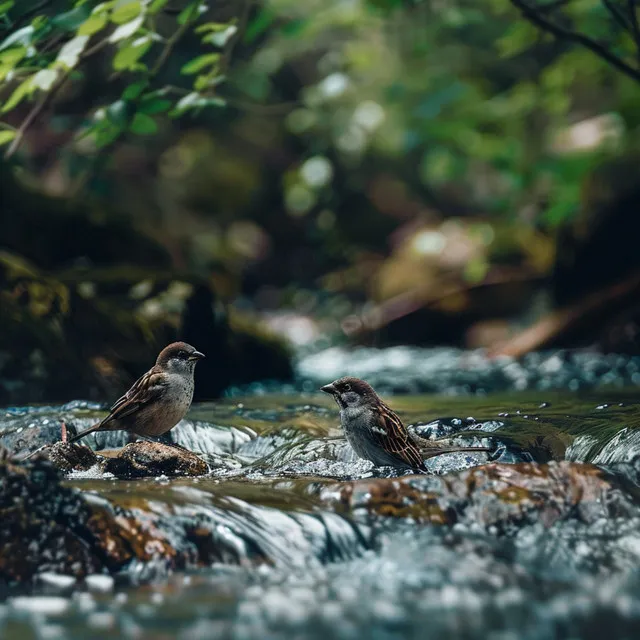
[0,449,103,585]
[104,441,209,478]
[0,449,369,588]
[48,441,99,473]
[322,462,639,531]
[42,440,209,478]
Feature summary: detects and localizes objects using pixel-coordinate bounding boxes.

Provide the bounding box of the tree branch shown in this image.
[4,73,67,159]
[510,0,640,83]
[603,0,633,34]
[628,0,640,60]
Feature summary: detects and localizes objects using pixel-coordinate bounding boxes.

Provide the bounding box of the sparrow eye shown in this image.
[343,383,351,392]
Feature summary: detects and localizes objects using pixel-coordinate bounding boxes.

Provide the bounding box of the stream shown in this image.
[3,347,640,638]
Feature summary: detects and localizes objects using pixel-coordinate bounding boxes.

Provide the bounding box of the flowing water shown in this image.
[3,347,640,639]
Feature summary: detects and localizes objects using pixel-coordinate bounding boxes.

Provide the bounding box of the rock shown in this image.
[40,440,209,478]
[0,449,103,585]
[322,461,639,530]
[0,446,368,588]
[47,441,100,473]
[104,441,209,478]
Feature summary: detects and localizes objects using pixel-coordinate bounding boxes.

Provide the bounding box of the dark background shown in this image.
[2,0,640,403]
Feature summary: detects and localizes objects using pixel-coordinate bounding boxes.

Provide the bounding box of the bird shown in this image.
[321,376,492,473]
[67,342,205,444]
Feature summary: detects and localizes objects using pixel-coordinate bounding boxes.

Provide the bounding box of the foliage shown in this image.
[2,0,640,355]
[0,0,237,156]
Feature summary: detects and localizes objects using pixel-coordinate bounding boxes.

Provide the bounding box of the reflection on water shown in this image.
[3,360,640,638]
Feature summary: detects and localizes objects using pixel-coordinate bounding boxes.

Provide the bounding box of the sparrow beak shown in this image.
[320,383,336,395]
[189,351,206,361]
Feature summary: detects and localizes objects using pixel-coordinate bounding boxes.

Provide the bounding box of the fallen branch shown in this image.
[489,270,640,358]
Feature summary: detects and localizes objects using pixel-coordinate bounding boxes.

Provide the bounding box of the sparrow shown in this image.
[321,377,491,473]
[68,342,205,444]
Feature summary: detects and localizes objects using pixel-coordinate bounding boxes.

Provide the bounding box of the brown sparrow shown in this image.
[321,377,491,473]
[68,342,205,444]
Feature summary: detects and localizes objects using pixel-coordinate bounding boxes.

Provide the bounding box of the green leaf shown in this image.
[496,21,539,58]
[195,22,227,34]
[112,0,141,24]
[204,25,237,47]
[78,12,108,36]
[94,123,123,148]
[0,26,34,52]
[51,6,92,31]
[281,19,307,37]
[109,16,144,42]
[169,91,224,116]
[0,46,26,68]
[106,99,133,126]
[181,53,219,75]
[0,2,15,15]
[177,2,200,25]
[244,9,274,43]
[0,129,16,146]
[139,97,171,114]
[148,0,170,13]
[122,80,148,100]
[112,37,152,70]
[129,112,157,134]
[1,77,34,113]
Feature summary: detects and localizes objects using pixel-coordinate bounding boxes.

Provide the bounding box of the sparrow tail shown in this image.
[67,422,102,444]
[421,446,494,460]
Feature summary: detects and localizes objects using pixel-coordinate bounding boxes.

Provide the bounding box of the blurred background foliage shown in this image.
[2,0,640,402]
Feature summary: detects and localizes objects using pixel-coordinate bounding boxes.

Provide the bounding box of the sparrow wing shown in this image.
[101,369,168,427]
[371,402,425,471]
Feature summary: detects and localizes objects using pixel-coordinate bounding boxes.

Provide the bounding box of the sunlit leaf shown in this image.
[129,112,157,134]
[0,129,16,145]
[113,37,152,70]
[0,46,26,68]
[1,77,34,113]
[78,12,109,36]
[0,26,34,52]
[109,15,144,42]
[204,25,237,47]
[56,35,89,68]
[0,1,15,14]
[195,22,228,34]
[181,53,219,74]
[169,91,224,116]
[32,68,58,91]
[112,0,141,24]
